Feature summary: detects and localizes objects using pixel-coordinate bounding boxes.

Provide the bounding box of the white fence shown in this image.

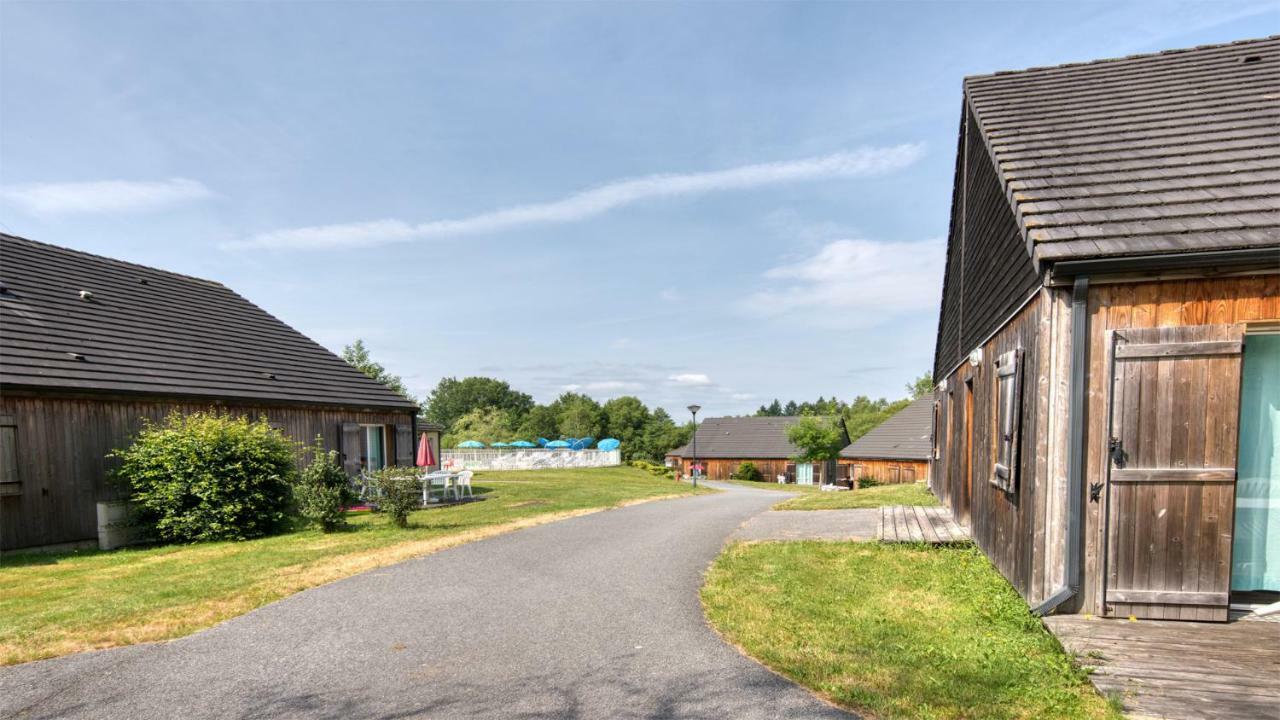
[441,448,622,472]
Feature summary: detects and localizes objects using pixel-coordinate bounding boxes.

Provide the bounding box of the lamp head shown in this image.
[687,404,701,415]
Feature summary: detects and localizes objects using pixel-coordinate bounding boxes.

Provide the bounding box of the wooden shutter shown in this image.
[903,466,916,483]
[394,424,413,467]
[0,415,18,496]
[339,422,362,477]
[1104,324,1245,622]
[992,348,1023,493]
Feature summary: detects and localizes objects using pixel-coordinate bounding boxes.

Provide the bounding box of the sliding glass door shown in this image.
[1233,333,1280,593]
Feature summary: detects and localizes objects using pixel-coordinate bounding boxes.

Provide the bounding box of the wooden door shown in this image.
[1104,324,1245,621]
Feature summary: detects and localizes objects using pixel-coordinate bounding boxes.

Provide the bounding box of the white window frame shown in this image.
[361,424,387,472]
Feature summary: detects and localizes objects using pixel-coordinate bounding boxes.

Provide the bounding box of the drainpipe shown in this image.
[1033,275,1088,617]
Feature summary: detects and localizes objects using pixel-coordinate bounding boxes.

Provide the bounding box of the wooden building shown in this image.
[0,234,434,552]
[929,37,1280,621]
[838,396,932,484]
[665,416,846,485]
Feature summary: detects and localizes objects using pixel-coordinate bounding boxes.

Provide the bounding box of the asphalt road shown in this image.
[1,483,855,720]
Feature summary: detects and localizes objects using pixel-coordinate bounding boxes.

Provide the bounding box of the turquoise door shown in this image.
[796,463,814,486]
[1233,333,1280,592]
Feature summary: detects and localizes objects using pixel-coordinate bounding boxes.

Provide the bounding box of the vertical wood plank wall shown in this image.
[933,275,1279,615]
[931,287,1073,608]
[837,458,930,483]
[1080,276,1280,615]
[0,392,417,551]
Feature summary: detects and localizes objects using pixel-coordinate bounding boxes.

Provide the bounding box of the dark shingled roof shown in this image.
[666,416,810,459]
[0,234,418,410]
[964,35,1280,266]
[840,397,933,461]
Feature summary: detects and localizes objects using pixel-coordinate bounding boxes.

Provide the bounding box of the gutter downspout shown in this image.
[1033,275,1089,616]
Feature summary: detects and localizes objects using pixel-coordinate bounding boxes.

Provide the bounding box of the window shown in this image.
[363,425,386,472]
[992,348,1024,493]
[0,416,18,496]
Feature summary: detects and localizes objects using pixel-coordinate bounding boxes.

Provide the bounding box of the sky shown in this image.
[1,2,1276,418]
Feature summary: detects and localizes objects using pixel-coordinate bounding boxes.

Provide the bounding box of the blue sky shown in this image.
[1,2,1275,417]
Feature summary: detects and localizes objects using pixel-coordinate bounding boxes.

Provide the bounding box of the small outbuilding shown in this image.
[665,415,846,485]
[0,234,431,552]
[838,396,933,484]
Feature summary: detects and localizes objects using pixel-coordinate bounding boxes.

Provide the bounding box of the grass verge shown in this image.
[774,482,939,510]
[0,466,705,666]
[702,541,1121,720]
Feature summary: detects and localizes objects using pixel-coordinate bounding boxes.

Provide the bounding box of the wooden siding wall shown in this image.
[1079,276,1280,615]
[673,458,838,485]
[838,458,930,484]
[933,108,1042,380]
[931,287,1073,608]
[0,392,416,551]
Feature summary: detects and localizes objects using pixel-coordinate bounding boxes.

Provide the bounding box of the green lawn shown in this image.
[774,482,940,510]
[702,542,1120,720]
[0,466,704,666]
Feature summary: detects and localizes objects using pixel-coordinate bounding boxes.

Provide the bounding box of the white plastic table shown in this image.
[421,470,459,505]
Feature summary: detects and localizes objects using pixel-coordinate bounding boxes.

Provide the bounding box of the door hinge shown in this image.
[1089,482,1104,503]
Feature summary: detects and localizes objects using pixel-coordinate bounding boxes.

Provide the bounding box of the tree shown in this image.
[423,376,534,430]
[516,405,560,441]
[756,399,783,417]
[603,396,650,460]
[553,392,605,439]
[342,339,414,404]
[635,407,691,461]
[443,406,518,447]
[906,371,934,400]
[786,416,846,462]
[783,400,799,416]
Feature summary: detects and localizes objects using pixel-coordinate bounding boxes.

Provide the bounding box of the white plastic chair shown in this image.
[455,470,474,500]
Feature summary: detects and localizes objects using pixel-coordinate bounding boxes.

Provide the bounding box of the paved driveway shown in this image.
[1,484,854,720]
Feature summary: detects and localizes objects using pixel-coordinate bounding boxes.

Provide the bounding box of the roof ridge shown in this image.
[964,35,1278,82]
[0,232,227,289]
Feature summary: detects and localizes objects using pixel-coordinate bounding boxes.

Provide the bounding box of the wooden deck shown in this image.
[876,504,970,544]
[1045,614,1280,720]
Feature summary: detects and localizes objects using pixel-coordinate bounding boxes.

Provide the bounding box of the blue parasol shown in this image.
[597,438,621,451]
[457,440,485,448]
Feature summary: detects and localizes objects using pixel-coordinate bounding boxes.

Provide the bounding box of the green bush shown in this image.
[368,467,421,528]
[731,462,763,482]
[857,476,882,489]
[292,438,355,532]
[629,459,676,479]
[112,412,297,543]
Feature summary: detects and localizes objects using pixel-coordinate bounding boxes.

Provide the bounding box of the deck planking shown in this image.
[877,505,970,544]
[1045,614,1280,720]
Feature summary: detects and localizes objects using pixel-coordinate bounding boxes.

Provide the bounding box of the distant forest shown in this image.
[754,372,932,442]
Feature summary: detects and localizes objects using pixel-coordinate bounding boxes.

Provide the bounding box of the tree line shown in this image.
[755,371,932,443]
[341,340,690,461]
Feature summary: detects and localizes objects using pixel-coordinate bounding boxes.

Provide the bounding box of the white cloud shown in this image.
[731,392,756,401]
[0,178,213,215]
[610,338,632,350]
[743,238,945,324]
[229,144,925,250]
[562,380,642,394]
[658,287,682,303]
[669,373,712,386]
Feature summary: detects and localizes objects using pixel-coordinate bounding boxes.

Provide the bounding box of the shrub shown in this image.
[732,462,763,482]
[292,438,355,532]
[368,467,421,528]
[112,412,297,543]
[857,476,882,489]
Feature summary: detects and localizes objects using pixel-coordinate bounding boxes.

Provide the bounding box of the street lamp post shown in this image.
[687,404,701,488]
